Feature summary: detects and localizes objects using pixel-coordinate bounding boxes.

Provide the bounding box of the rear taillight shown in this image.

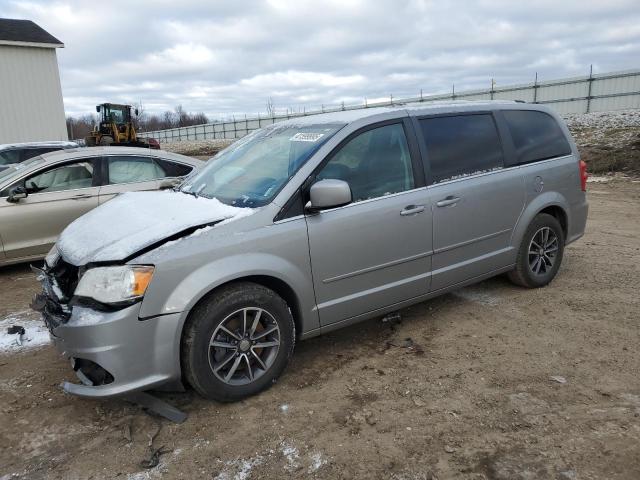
[579,159,588,192]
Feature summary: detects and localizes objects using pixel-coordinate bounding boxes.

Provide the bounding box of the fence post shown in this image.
[586,64,594,113]
[533,72,538,103]
[390,94,393,106]
[452,84,456,100]
[490,78,495,100]
[420,89,423,102]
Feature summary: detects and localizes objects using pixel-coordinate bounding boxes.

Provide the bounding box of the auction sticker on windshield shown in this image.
[290,132,325,142]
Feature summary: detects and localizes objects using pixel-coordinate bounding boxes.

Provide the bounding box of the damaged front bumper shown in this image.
[32,265,183,398]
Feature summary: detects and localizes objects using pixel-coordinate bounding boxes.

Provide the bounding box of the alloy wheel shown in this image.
[208,307,281,386]
[528,226,559,276]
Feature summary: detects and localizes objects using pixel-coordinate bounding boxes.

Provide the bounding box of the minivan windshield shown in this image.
[181,123,343,207]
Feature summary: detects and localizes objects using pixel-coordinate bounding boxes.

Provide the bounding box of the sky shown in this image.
[2,0,639,119]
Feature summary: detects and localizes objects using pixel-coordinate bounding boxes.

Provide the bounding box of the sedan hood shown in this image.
[57,190,254,265]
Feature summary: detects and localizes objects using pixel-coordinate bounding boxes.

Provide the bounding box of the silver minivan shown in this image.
[33,101,588,402]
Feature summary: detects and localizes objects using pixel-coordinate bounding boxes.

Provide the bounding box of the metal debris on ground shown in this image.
[550,375,568,384]
[384,337,425,355]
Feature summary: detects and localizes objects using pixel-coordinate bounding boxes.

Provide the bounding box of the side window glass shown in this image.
[420,114,504,184]
[107,156,165,184]
[153,158,193,177]
[503,110,572,164]
[24,161,94,194]
[317,123,414,202]
[0,150,21,166]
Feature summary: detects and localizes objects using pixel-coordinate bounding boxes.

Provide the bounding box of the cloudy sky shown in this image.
[2,0,639,118]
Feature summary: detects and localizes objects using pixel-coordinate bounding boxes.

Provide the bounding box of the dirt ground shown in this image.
[1,177,639,480]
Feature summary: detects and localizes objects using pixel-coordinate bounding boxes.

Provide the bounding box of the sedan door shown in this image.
[0,158,100,260]
[417,113,525,291]
[305,121,432,326]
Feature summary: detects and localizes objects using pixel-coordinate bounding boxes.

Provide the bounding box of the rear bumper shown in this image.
[567,197,589,245]
[48,303,183,398]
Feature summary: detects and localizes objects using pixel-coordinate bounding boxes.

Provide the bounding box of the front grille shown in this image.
[49,259,80,301]
[31,260,77,328]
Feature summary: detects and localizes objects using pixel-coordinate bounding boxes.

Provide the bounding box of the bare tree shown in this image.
[266,97,275,117]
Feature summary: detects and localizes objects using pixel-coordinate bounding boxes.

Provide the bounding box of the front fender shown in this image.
[511,191,570,249]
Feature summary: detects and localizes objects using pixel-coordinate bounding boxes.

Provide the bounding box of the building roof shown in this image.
[0,18,63,48]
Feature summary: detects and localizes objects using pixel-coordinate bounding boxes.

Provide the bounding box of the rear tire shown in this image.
[181,282,295,402]
[508,213,565,288]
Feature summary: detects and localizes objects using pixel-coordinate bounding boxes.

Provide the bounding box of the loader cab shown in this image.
[96,103,135,132]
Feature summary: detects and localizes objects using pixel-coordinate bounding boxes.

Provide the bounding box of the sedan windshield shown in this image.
[0,155,45,183]
[181,123,343,207]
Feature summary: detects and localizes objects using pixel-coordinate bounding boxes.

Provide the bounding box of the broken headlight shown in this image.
[74,266,154,304]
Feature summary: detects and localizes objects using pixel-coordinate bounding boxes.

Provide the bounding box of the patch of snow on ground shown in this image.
[281,442,300,471]
[214,455,264,480]
[452,287,500,306]
[587,175,611,183]
[308,452,327,473]
[0,311,50,354]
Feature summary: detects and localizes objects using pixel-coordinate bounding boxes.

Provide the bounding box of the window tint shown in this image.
[107,156,165,184]
[503,110,571,164]
[24,161,94,193]
[317,123,414,202]
[420,114,504,183]
[154,158,193,177]
[0,150,21,166]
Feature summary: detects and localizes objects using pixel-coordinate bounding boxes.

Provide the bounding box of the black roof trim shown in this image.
[0,18,63,46]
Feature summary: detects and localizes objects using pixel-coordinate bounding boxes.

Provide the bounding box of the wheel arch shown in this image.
[512,192,571,249]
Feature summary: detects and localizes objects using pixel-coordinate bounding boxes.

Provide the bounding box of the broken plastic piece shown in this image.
[125,391,188,423]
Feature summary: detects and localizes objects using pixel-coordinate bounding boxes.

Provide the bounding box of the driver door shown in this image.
[0,159,100,260]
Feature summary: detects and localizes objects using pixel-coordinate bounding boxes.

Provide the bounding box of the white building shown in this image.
[0,18,67,143]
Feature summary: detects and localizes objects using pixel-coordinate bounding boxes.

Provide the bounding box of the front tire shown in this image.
[181,282,295,402]
[508,213,565,288]
[99,135,113,146]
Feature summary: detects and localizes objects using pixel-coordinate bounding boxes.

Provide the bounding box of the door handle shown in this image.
[71,194,92,200]
[400,205,425,216]
[436,196,460,207]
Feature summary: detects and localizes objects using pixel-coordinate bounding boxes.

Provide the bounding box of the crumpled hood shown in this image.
[57,190,254,266]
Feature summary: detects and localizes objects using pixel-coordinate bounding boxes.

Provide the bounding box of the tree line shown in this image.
[66,104,209,140]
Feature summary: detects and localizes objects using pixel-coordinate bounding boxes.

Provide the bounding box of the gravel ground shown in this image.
[0,176,639,479]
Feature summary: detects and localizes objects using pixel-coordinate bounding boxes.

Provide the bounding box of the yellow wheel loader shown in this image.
[85,103,159,149]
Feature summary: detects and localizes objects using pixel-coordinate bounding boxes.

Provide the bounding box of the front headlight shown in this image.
[74,265,154,304]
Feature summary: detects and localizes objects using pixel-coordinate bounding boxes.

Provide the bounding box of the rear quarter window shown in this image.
[419,114,504,184]
[503,110,572,165]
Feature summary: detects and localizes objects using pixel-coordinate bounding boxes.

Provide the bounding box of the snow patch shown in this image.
[214,455,264,480]
[452,287,500,306]
[68,307,104,327]
[0,311,50,354]
[57,190,255,265]
[281,442,300,471]
[308,452,327,473]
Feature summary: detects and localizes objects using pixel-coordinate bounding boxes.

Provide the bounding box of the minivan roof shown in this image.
[272,100,547,127]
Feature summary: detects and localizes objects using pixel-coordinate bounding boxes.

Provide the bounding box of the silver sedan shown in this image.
[0,146,203,267]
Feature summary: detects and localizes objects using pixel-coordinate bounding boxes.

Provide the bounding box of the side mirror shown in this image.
[96,105,101,113]
[134,108,139,116]
[7,185,28,203]
[159,177,182,190]
[306,179,352,212]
